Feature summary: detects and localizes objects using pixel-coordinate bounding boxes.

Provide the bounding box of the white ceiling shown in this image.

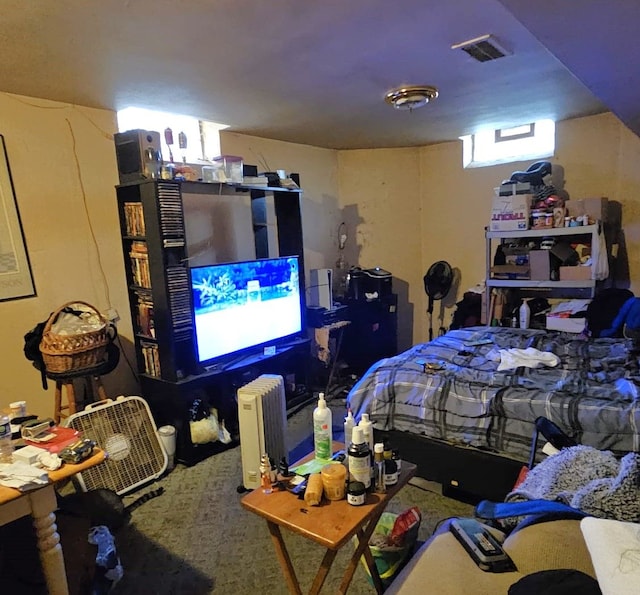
[0,0,636,150]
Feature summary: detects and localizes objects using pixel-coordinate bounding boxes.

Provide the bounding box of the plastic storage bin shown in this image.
[209,155,243,183]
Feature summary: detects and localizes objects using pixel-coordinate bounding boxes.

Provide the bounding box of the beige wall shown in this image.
[220,131,340,279]
[338,113,640,347]
[337,148,421,352]
[0,92,137,419]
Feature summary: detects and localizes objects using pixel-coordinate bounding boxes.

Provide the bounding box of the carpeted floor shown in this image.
[6,397,466,594]
[106,397,474,594]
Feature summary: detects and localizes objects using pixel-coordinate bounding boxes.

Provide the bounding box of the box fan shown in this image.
[64,396,167,495]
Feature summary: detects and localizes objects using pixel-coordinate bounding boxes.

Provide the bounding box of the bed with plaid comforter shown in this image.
[346,327,640,463]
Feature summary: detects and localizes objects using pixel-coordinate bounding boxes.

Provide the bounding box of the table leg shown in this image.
[267,521,302,595]
[360,529,385,594]
[309,548,338,595]
[30,485,69,595]
[338,510,386,594]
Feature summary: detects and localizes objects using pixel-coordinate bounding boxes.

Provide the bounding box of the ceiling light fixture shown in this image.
[385,85,439,111]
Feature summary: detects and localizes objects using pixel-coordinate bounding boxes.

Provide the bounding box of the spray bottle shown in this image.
[358,413,374,457]
[358,413,374,480]
[344,408,355,449]
[313,392,332,461]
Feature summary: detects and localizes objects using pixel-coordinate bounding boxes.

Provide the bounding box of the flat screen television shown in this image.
[189,255,305,369]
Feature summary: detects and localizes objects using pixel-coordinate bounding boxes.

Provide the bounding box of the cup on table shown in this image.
[9,401,27,419]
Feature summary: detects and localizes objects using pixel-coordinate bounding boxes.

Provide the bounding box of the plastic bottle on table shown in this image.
[343,408,355,449]
[0,414,14,463]
[348,426,371,489]
[358,413,374,479]
[358,413,374,456]
[313,392,333,461]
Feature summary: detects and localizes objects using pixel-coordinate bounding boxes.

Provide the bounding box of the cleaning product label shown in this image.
[313,393,332,460]
[314,420,331,460]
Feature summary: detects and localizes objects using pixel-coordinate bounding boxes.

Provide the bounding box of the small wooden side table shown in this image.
[241,443,416,594]
[0,449,106,595]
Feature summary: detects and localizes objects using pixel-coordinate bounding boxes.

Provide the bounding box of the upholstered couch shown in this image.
[386,519,597,595]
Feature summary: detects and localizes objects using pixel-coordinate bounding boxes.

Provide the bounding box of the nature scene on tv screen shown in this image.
[191,257,302,362]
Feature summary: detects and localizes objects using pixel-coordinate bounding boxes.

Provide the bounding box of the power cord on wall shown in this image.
[5,91,140,385]
[65,117,139,384]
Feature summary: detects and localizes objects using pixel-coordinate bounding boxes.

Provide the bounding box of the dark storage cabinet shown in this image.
[341,294,398,375]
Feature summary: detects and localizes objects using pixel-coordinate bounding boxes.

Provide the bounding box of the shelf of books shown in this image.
[129,241,151,288]
[140,340,161,377]
[134,289,155,338]
[117,180,193,382]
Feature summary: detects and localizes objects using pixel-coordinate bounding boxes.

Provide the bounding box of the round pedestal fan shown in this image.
[423,261,453,341]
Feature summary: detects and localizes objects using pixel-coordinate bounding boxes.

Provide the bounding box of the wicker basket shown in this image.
[40,301,110,374]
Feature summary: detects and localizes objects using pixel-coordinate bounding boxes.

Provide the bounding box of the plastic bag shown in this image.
[354,510,420,587]
[594,227,609,281]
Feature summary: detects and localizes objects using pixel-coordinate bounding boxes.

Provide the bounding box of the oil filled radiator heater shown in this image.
[238,374,287,490]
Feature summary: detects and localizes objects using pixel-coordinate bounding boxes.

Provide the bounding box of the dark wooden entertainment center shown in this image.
[115,177,311,465]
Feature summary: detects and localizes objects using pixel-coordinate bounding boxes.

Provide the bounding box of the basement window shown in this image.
[117,107,228,163]
[460,119,555,168]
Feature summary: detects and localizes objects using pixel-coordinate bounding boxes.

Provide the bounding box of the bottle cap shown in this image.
[351,426,364,445]
[318,393,327,408]
[348,481,366,495]
[361,413,370,423]
[374,443,384,453]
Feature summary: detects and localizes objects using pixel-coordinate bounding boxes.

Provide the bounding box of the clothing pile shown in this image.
[506,445,640,522]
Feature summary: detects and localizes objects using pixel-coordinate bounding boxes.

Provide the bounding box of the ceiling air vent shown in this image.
[451,34,511,63]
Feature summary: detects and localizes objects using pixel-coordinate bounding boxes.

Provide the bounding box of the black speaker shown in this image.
[114,129,162,184]
[342,294,398,375]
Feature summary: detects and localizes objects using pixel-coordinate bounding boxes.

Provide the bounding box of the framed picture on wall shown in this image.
[0,134,35,301]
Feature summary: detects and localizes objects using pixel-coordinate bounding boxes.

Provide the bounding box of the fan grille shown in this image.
[65,396,167,495]
[425,261,453,299]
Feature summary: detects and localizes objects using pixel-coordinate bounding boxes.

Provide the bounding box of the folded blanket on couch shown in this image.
[505,445,640,522]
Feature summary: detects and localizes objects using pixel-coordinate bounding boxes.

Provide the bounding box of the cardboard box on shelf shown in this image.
[546,316,587,333]
[559,265,592,281]
[490,264,529,279]
[529,250,551,280]
[546,299,590,333]
[566,197,608,223]
[490,194,531,232]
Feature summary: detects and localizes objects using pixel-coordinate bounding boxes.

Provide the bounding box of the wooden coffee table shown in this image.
[241,443,416,594]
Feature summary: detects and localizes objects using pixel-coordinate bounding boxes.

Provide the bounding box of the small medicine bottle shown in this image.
[347,481,366,506]
[392,449,401,471]
[383,440,392,460]
[383,458,399,487]
[260,454,273,494]
[374,443,386,494]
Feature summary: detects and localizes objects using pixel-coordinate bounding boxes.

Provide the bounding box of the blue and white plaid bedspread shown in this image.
[346,327,640,462]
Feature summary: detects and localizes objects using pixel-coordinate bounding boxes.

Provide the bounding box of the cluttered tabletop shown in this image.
[0,410,106,504]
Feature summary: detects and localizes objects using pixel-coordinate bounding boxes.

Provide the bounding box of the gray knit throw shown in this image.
[506,445,640,522]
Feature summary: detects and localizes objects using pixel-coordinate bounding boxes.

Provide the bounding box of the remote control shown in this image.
[449,518,516,572]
